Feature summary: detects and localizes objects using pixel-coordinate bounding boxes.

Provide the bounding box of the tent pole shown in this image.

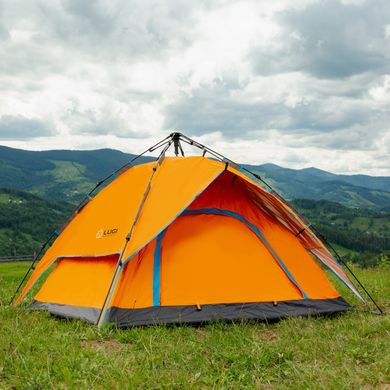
[87,135,173,197]
[175,132,384,315]
[9,134,173,307]
[173,133,180,156]
[96,137,174,327]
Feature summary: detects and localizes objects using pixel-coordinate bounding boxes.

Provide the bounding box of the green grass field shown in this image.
[0,262,389,389]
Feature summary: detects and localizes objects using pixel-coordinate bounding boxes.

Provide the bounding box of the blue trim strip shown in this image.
[153,230,165,306]
[182,208,309,299]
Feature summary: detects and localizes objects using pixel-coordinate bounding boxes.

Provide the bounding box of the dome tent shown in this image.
[11,133,378,327]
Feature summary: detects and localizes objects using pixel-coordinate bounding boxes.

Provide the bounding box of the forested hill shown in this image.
[1,145,389,209]
[0,146,154,202]
[0,188,73,256]
[291,198,390,266]
[244,163,390,210]
[0,188,388,266]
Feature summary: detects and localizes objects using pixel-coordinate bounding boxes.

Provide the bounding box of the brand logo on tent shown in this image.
[96,228,118,239]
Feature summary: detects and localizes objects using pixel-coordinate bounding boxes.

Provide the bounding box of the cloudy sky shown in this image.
[0,0,389,175]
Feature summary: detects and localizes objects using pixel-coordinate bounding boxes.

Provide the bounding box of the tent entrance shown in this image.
[31,254,119,323]
[155,212,305,307]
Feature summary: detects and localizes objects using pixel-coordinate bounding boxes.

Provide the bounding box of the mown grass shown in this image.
[0,263,389,389]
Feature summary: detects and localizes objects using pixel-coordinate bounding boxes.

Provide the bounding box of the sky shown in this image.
[0,0,389,175]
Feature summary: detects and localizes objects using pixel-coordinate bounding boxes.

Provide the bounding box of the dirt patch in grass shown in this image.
[81,339,125,353]
[195,328,207,337]
[254,329,279,343]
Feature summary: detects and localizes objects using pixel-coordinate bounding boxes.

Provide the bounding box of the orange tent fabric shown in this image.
[15,154,359,327]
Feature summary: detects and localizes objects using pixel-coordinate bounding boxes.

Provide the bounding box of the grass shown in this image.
[0,262,389,389]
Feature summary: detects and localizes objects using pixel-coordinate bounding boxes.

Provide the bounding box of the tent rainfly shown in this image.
[11,133,381,327]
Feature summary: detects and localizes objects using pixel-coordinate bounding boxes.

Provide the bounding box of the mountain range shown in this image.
[0,145,389,209]
[245,163,390,210]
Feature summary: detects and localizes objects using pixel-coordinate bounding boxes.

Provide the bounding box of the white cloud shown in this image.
[0,0,388,175]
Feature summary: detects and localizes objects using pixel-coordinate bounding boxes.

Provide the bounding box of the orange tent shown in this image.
[13,133,368,327]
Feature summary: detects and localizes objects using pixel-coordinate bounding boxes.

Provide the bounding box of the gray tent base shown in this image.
[30,297,351,327]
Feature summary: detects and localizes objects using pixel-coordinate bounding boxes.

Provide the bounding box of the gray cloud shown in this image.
[0,0,211,80]
[35,0,206,62]
[0,115,55,139]
[0,1,10,40]
[165,85,283,137]
[64,101,149,139]
[252,0,390,79]
[164,78,377,142]
[286,123,387,152]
